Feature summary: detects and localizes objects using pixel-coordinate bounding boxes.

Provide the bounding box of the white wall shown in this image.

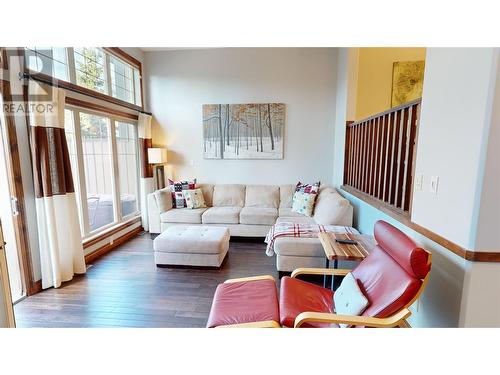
[144,48,338,185]
[473,58,500,251]
[412,48,498,250]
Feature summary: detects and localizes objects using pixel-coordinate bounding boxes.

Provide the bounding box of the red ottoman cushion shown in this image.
[280,276,335,328]
[206,279,279,328]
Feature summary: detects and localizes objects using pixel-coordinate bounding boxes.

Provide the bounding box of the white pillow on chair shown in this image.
[333,272,369,328]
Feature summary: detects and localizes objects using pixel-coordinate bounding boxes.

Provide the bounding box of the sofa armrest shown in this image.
[313,191,353,226]
[147,193,162,234]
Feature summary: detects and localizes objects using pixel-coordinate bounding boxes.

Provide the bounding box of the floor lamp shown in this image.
[148,148,168,190]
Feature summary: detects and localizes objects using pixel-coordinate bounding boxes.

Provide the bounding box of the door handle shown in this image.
[10,197,19,216]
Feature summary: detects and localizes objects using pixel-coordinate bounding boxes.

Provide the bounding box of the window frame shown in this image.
[65,104,141,239]
[23,47,144,112]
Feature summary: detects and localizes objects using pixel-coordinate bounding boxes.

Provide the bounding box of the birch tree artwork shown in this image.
[203,103,285,159]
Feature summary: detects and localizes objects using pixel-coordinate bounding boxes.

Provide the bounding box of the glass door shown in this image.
[0,82,25,302]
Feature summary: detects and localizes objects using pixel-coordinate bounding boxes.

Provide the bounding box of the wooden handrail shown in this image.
[348,99,422,127]
[344,99,421,213]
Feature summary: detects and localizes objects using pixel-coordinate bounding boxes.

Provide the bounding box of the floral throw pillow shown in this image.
[168,178,197,208]
[182,189,207,209]
[291,191,317,217]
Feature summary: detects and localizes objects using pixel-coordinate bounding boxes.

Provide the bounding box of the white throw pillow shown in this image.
[333,273,369,328]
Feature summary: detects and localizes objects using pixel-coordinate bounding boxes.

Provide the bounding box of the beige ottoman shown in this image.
[153,225,230,267]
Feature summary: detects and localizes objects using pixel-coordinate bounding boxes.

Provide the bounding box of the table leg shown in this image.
[331,260,338,290]
[323,259,330,288]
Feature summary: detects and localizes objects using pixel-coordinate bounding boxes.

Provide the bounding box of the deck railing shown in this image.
[343,99,421,214]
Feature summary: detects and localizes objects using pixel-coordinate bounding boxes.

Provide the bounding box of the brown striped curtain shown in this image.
[29,83,86,289]
[138,113,154,231]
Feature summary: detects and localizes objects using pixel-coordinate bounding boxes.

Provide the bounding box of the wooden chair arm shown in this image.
[291,268,351,278]
[224,275,275,284]
[215,320,281,328]
[294,308,411,328]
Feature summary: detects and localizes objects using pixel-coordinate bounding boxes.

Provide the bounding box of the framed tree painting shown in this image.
[203,103,286,159]
[391,60,425,107]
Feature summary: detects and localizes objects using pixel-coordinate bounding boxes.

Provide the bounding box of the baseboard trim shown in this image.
[84,227,143,264]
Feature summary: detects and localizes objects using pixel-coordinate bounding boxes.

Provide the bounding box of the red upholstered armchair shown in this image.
[207,220,431,328]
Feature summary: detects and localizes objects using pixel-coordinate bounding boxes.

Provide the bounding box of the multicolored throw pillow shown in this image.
[295,181,321,194]
[168,178,197,208]
[182,189,207,209]
[291,191,317,217]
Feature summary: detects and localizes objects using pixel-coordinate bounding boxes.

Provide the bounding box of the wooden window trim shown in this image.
[84,226,142,264]
[83,216,141,249]
[21,47,146,113]
[341,185,500,262]
[0,47,8,70]
[66,97,138,121]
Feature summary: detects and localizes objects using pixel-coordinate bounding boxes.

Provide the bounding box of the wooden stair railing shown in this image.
[343,99,421,214]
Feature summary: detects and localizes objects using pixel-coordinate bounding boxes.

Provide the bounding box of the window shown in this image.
[25,47,69,81]
[74,48,107,94]
[24,47,142,107]
[64,108,140,238]
[115,121,139,217]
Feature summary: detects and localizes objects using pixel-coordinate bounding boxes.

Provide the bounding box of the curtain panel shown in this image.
[29,83,86,289]
[139,113,154,231]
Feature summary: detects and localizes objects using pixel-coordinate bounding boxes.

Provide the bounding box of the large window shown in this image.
[25,47,142,107]
[64,108,140,238]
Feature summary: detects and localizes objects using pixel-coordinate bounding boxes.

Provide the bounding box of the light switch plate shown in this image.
[415,174,423,191]
[430,176,439,194]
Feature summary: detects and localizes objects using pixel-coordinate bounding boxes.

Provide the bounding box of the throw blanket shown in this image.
[265,222,359,256]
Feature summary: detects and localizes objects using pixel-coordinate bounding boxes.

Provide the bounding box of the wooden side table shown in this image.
[317,232,376,289]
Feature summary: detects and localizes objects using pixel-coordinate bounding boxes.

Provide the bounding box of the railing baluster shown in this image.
[384,111,395,202]
[403,103,419,211]
[374,115,384,198]
[343,125,351,185]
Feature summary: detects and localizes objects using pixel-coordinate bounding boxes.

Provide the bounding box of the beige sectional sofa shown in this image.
[147,184,354,271]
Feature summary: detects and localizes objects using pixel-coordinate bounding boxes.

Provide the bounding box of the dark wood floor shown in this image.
[14,233,279,328]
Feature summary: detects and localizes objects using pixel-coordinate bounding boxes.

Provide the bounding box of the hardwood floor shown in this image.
[14,233,279,328]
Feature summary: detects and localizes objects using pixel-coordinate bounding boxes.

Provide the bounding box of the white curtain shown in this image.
[139,113,154,231]
[29,84,86,289]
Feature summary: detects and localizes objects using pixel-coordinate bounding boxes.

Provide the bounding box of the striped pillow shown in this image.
[168,178,197,208]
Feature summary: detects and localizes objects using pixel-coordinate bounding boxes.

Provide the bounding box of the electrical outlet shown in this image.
[415,174,423,191]
[430,176,439,194]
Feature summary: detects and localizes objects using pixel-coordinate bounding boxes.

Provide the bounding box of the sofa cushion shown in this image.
[245,185,279,208]
[279,185,296,208]
[240,207,278,225]
[213,184,246,207]
[202,206,241,224]
[276,216,316,225]
[278,207,306,218]
[160,208,208,224]
[154,188,173,213]
[273,236,325,257]
[197,184,214,207]
[313,191,351,225]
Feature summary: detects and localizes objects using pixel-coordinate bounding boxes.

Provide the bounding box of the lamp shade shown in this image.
[148,148,168,164]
